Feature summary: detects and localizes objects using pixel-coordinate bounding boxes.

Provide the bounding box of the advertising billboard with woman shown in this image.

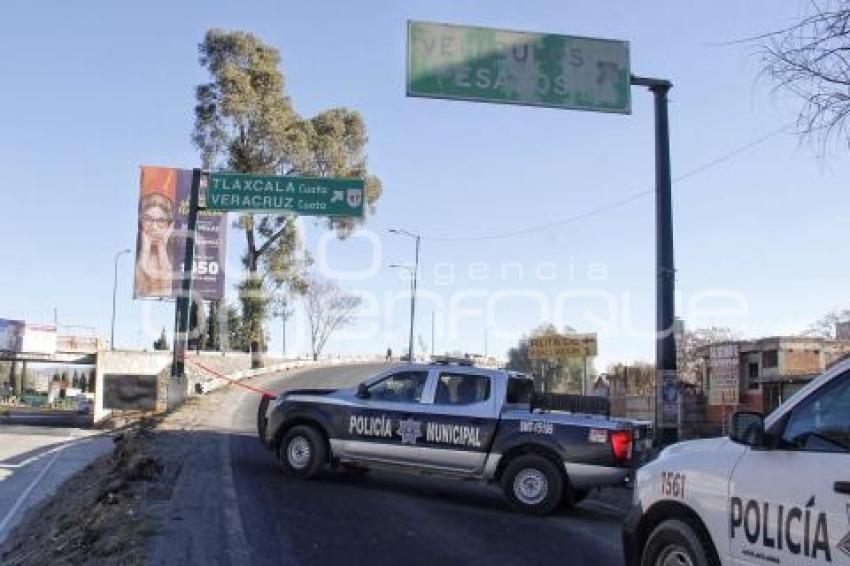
[134,166,226,299]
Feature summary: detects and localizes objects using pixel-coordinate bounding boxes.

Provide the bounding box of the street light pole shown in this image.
[111,248,131,350]
[389,229,421,362]
[431,310,436,357]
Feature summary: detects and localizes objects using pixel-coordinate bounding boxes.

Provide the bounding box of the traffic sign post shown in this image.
[171,168,201,387]
[170,171,365,388]
[407,22,679,441]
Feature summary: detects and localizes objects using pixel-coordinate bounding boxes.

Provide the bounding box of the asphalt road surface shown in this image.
[0,425,112,544]
[228,363,626,566]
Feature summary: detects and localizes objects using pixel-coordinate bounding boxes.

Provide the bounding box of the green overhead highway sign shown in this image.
[407,21,631,114]
[206,173,365,217]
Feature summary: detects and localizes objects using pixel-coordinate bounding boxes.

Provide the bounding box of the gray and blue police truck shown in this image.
[258,360,649,515]
[623,357,850,566]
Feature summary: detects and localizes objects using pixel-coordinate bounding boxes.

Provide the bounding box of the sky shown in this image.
[0,1,848,370]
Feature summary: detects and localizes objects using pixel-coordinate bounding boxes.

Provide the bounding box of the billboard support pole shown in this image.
[631,75,678,444]
[172,168,201,379]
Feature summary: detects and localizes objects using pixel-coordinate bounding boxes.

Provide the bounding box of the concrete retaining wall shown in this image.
[94,350,384,423]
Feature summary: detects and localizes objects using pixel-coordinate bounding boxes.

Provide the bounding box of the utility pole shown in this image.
[110,248,131,350]
[431,310,435,357]
[631,75,678,444]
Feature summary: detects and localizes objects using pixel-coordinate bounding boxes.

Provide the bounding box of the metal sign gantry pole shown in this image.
[631,75,678,444]
[172,168,201,382]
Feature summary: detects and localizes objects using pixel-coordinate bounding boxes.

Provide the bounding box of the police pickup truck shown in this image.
[624,357,850,566]
[258,361,646,514]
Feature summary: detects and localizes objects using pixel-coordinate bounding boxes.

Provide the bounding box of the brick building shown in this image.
[693,334,850,415]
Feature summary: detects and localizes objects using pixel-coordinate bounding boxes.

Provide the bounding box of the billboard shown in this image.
[0,319,24,352]
[709,344,740,406]
[21,323,57,355]
[133,166,227,300]
[529,333,597,360]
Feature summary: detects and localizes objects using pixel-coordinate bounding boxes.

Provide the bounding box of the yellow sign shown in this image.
[529,333,597,359]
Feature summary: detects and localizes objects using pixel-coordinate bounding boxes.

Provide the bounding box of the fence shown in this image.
[609,391,729,440]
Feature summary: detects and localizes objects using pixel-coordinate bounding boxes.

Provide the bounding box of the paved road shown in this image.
[0,425,112,544]
[228,364,625,566]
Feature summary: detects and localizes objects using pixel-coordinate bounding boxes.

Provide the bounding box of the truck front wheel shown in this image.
[641,519,712,566]
[278,425,327,479]
[501,454,563,515]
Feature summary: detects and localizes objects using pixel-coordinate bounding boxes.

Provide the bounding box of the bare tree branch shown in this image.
[303,273,362,360]
[759,0,850,152]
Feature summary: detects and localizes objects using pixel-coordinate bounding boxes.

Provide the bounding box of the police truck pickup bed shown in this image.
[258,362,647,514]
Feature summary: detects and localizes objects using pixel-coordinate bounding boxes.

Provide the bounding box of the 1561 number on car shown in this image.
[661,471,686,498]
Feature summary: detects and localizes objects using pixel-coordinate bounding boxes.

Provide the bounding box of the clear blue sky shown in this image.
[1,1,847,369]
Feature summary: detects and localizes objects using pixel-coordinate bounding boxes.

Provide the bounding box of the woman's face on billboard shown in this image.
[141,198,173,245]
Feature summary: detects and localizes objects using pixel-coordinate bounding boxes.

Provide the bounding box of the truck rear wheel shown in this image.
[278,425,327,479]
[641,519,712,566]
[501,454,563,515]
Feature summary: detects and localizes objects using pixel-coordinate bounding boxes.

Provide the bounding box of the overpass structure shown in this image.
[1,336,100,396]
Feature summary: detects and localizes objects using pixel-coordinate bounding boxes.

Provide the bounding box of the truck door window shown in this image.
[367,371,429,403]
[435,373,490,405]
[781,371,850,453]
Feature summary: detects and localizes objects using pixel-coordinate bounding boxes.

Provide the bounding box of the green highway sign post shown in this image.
[407,21,630,114]
[408,21,679,442]
[172,171,365,383]
[207,173,365,218]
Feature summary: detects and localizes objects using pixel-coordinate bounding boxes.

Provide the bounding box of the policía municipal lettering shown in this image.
[730,496,833,562]
[425,422,481,448]
[349,415,393,438]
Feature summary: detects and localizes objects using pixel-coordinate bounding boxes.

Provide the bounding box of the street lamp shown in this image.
[272,297,292,358]
[388,228,421,363]
[389,262,415,361]
[111,248,131,350]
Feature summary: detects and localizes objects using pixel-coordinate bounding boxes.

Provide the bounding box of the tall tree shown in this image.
[506,324,588,393]
[193,29,382,368]
[805,307,850,339]
[303,273,362,361]
[759,1,850,150]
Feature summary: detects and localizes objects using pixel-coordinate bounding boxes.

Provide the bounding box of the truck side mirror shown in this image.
[729,411,765,448]
[356,383,370,399]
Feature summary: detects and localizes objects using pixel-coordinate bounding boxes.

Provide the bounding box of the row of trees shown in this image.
[156,271,362,361]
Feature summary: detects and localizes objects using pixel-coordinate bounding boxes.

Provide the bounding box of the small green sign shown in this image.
[207,173,365,217]
[407,21,631,114]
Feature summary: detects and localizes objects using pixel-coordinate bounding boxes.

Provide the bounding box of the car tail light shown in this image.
[610,430,633,466]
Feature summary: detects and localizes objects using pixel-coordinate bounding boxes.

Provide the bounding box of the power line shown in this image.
[409,122,793,243]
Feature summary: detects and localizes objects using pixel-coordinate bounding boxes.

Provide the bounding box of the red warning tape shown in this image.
[186,358,277,398]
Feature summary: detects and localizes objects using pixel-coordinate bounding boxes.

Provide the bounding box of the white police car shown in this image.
[624,358,850,566]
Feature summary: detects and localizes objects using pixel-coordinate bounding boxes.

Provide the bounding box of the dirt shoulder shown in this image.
[0,371,278,566]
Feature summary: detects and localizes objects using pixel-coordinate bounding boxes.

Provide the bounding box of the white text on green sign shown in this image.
[407,21,630,114]
[207,174,365,217]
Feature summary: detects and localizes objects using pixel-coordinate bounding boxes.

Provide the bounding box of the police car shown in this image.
[258,360,647,514]
[623,357,850,566]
